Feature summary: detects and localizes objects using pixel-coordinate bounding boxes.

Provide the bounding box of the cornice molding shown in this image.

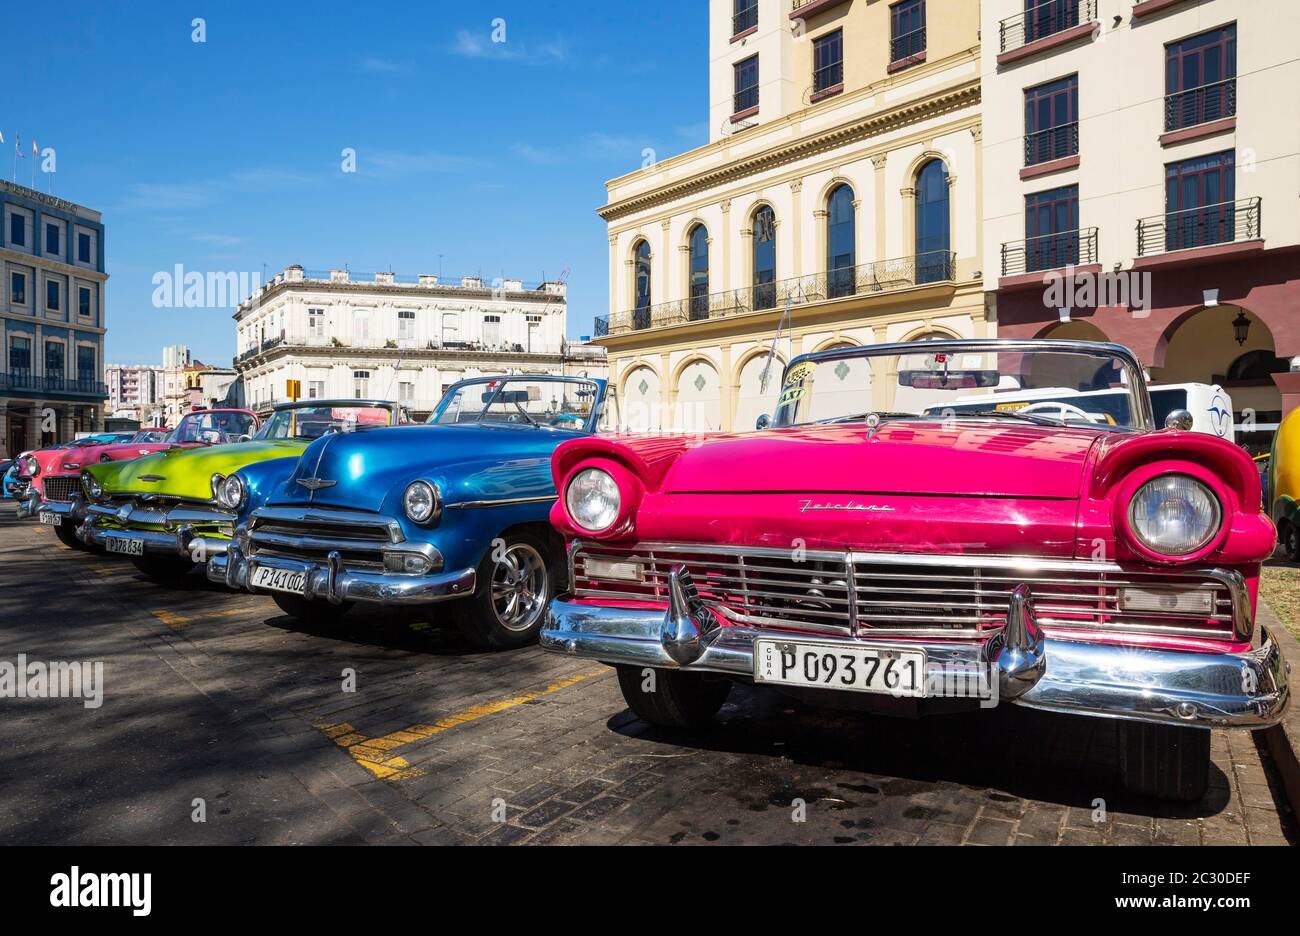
[597,81,980,223]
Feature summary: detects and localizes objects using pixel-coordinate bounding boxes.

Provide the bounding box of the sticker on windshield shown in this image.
[778,386,805,406]
[784,363,814,385]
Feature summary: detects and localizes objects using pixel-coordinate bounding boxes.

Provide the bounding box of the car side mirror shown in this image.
[1164,409,1194,431]
[237,434,252,443]
[755,414,771,430]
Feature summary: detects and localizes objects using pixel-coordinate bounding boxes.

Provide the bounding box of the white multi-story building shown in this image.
[105,363,164,423]
[233,266,602,418]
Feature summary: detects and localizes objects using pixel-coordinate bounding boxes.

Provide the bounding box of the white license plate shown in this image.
[39,511,61,526]
[106,537,145,556]
[250,565,308,596]
[753,639,927,697]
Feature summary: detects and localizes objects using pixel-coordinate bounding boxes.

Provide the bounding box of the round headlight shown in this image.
[566,468,620,532]
[403,481,441,524]
[1128,474,1222,556]
[24,456,39,476]
[216,474,246,510]
[82,472,103,501]
[210,473,226,499]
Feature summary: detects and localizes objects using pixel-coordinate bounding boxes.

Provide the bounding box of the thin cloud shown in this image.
[357,56,409,74]
[451,29,568,64]
[191,233,245,246]
[362,149,476,178]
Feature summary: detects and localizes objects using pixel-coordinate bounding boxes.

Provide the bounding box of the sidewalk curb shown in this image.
[1256,601,1299,823]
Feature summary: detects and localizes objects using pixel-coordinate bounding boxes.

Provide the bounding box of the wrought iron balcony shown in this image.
[1000,0,1094,54]
[599,252,956,338]
[734,1,757,35]
[0,371,108,397]
[890,25,926,64]
[1137,197,1260,257]
[1024,122,1079,166]
[1165,78,1236,132]
[1000,227,1098,277]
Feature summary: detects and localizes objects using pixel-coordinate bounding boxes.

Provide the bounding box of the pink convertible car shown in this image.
[542,339,1290,801]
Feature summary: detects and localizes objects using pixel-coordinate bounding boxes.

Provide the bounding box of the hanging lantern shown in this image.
[1232,311,1251,346]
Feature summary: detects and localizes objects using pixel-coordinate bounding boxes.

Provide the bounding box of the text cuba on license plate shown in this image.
[753,638,926,697]
[250,565,308,595]
[106,537,145,556]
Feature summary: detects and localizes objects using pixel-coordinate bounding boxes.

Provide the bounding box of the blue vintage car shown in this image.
[209,375,608,648]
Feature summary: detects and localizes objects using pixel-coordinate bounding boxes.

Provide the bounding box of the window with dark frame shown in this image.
[10,271,25,305]
[915,160,951,283]
[1024,75,1079,166]
[1023,0,1080,45]
[734,55,759,114]
[10,336,32,376]
[78,286,92,317]
[826,185,856,298]
[45,223,60,255]
[1165,150,1235,251]
[890,0,926,63]
[1024,184,1080,272]
[1165,24,1236,132]
[9,212,25,247]
[77,231,91,263]
[752,206,777,311]
[45,341,65,381]
[688,225,709,320]
[77,345,95,382]
[633,240,652,329]
[46,279,60,312]
[813,30,843,95]
[733,0,757,36]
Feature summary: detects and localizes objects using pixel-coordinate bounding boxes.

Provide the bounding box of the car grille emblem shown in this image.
[296,477,337,491]
[140,475,166,482]
[798,499,894,513]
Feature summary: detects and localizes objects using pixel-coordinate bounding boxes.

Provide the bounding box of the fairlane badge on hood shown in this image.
[295,477,337,491]
[798,499,895,513]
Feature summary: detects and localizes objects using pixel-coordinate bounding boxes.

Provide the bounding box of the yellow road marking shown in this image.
[150,606,259,631]
[318,668,607,781]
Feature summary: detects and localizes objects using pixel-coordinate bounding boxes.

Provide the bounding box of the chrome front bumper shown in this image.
[540,590,1291,730]
[208,544,476,606]
[83,501,235,561]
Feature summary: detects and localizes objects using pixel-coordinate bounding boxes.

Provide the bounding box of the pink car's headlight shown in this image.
[1127,473,1222,557]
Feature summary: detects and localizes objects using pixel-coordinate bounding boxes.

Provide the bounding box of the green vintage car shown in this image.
[79,400,404,582]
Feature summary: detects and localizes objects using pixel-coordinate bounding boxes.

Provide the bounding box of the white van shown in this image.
[925,383,1234,441]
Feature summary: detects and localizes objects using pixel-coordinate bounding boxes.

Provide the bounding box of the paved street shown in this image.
[0,506,1293,846]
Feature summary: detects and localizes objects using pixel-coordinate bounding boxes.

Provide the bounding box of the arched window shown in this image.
[915,160,950,284]
[1227,349,1287,383]
[633,240,652,329]
[826,184,856,298]
[688,225,709,320]
[752,206,776,310]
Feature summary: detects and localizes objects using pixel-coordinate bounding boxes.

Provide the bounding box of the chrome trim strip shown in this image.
[250,506,405,543]
[446,494,558,509]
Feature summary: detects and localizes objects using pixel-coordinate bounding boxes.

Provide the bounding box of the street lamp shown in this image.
[1232,311,1251,346]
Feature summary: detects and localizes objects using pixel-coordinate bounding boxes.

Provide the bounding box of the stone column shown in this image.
[872,153,888,262]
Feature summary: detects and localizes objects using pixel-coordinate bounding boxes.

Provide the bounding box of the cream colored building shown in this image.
[982,0,1300,449]
[596,0,985,432]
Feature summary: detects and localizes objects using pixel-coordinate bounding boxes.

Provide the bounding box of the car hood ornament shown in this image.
[296,477,337,491]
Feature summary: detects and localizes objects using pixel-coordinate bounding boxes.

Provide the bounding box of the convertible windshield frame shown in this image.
[429,376,606,432]
[253,399,400,441]
[772,339,1154,431]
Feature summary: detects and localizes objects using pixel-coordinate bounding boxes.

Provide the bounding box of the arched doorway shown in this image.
[622,365,660,431]
[735,350,785,431]
[675,359,722,432]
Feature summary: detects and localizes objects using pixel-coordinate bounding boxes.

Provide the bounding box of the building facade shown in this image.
[982,0,1300,448]
[106,363,164,423]
[0,180,108,457]
[595,0,985,432]
[233,266,603,419]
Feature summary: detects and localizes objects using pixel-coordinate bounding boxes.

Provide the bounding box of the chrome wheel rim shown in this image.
[490,543,548,632]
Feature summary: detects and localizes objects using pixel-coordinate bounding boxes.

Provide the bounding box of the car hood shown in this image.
[97,440,307,501]
[660,420,1104,499]
[274,424,585,512]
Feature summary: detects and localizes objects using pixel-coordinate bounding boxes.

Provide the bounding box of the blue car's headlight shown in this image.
[404,481,441,524]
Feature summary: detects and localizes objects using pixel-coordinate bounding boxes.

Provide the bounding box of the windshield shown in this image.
[168,410,258,445]
[773,345,1148,430]
[430,378,599,430]
[255,404,394,440]
[129,430,168,443]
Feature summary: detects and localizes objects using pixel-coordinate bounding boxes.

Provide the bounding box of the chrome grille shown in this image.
[571,542,1242,642]
[248,509,396,571]
[42,477,81,503]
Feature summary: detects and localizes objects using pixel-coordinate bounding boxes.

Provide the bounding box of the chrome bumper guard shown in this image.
[208,543,476,606]
[541,578,1291,730]
[83,501,235,560]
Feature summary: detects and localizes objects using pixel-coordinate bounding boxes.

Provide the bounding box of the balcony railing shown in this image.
[734,84,759,114]
[1024,121,1079,166]
[890,25,926,64]
[813,60,843,94]
[595,252,956,337]
[1165,78,1236,132]
[1000,227,1099,276]
[733,1,757,34]
[0,372,108,397]
[1137,197,1260,257]
[999,0,1094,54]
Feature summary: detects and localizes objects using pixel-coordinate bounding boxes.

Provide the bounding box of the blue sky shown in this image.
[9,1,707,365]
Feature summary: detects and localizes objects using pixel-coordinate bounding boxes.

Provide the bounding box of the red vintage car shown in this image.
[542,339,1290,801]
[20,408,259,546]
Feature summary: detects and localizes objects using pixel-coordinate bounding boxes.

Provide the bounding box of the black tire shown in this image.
[453,532,561,650]
[615,664,732,731]
[1117,721,1211,802]
[1285,523,1300,562]
[131,554,194,584]
[271,592,353,624]
[54,522,94,551]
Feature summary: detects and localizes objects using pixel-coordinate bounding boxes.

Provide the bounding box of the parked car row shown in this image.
[11,340,1292,802]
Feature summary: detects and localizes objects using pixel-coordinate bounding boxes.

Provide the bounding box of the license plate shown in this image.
[106,537,145,556]
[250,565,308,596]
[39,511,61,526]
[753,639,927,697]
